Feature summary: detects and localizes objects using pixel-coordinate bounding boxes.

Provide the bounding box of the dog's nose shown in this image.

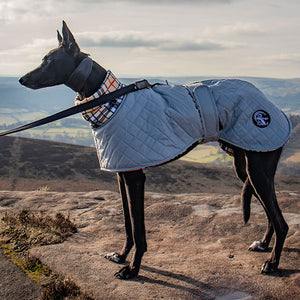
[19,74,29,86]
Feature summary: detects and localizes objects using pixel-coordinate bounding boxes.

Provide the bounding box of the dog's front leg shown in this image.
[114,170,147,279]
[105,172,134,264]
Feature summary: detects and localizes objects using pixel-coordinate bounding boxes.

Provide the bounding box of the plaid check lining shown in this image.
[74,71,125,127]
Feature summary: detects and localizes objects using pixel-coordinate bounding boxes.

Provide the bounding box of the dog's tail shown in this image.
[242,179,253,224]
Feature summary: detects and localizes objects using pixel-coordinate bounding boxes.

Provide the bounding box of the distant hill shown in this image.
[0,136,299,194]
[279,116,300,176]
[1,76,299,122]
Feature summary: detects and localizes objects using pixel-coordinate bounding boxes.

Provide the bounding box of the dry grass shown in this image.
[36,186,52,192]
[0,209,77,250]
[0,210,94,300]
[42,277,94,300]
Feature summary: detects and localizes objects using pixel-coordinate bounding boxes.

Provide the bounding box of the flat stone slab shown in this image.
[0,248,41,300]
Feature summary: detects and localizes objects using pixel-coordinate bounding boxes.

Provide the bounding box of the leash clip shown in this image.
[134,79,150,90]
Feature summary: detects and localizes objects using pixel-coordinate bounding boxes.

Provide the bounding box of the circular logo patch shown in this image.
[252,110,271,128]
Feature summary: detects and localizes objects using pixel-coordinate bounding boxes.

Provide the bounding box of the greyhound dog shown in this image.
[19,21,289,279]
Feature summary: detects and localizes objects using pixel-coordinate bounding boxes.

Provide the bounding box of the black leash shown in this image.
[0,79,151,137]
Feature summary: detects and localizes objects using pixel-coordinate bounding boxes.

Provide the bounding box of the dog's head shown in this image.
[19,21,86,90]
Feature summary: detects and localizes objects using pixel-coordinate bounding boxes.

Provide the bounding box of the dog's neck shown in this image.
[81,60,107,98]
[66,55,107,98]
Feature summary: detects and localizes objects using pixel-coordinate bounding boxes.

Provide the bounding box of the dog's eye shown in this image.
[42,57,51,65]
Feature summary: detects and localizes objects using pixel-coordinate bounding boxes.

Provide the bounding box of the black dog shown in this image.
[19,21,289,279]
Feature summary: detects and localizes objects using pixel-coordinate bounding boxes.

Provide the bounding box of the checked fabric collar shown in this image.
[74,71,125,127]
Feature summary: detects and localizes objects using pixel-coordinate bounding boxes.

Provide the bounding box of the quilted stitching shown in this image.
[92,85,204,171]
[202,79,291,152]
[92,80,291,172]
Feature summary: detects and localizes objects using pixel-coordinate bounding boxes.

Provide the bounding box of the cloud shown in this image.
[75,0,236,4]
[266,53,300,64]
[79,33,158,48]
[0,38,57,64]
[0,0,238,24]
[78,32,226,52]
[214,23,268,36]
[199,22,269,40]
[0,0,67,23]
[159,41,225,51]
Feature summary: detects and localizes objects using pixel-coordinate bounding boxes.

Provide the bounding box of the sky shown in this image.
[0,0,300,79]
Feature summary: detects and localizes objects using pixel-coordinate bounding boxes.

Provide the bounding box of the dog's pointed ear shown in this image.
[62,20,80,55]
[57,30,63,46]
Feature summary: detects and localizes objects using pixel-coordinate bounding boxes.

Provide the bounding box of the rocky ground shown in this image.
[0,189,299,299]
[0,136,299,299]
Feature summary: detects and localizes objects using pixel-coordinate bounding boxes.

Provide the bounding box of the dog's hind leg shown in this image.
[233,149,255,224]
[114,169,147,279]
[245,148,288,274]
[233,149,274,247]
[248,186,276,251]
[105,172,134,264]
[249,212,275,252]
[248,182,275,252]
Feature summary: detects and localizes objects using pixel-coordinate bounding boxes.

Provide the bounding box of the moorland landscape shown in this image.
[0,134,299,299]
[0,76,299,299]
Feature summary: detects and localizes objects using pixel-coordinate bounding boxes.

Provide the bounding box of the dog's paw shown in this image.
[248,241,267,251]
[261,260,278,275]
[114,265,138,280]
[104,252,126,264]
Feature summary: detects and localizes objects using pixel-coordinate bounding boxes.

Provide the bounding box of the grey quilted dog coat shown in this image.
[92,79,291,172]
